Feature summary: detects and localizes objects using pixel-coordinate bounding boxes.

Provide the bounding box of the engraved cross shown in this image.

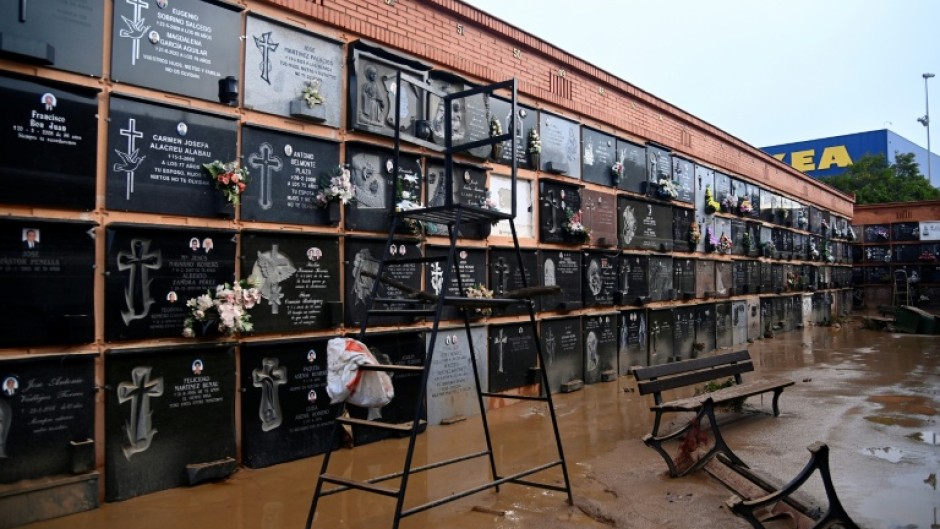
[248,142,283,210]
[117,366,164,459]
[117,239,162,325]
[253,32,279,85]
[252,358,288,431]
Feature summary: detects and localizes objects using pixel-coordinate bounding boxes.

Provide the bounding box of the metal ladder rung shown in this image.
[443,296,519,307]
[320,474,400,497]
[372,298,430,305]
[385,255,448,265]
[336,417,426,432]
[359,364,425,374]
[479,392,549,402]
[367,309,435,316]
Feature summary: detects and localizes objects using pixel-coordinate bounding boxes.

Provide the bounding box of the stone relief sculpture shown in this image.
[252,244,297,315]
[252,358,287,432]
[117,366,164,460]
[360,65,385,126]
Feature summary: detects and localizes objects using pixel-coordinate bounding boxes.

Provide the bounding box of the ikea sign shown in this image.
[770,146,852,173]
[762,130,889,178]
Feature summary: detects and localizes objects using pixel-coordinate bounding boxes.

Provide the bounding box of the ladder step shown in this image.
[367,309,435,316]
[359,364,425,374]
[320,474,400,497]
[479,392,550,402]
[396,205,512,225]
[385,255,448,265]
[337,417,426,432]
[443,296,519,308]
[372,298,430,305]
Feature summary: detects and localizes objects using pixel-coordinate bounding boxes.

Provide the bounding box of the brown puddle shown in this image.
[864,415,928,428]
[868,394,939,417]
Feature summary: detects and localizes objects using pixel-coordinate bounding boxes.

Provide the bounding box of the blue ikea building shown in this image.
[762,129,940,188]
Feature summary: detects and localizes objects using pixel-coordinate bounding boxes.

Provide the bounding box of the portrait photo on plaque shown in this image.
[582,313,617,385]
[582,250,618,307]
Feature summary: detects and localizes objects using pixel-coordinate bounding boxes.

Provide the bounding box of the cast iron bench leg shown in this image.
[771,388,784,417]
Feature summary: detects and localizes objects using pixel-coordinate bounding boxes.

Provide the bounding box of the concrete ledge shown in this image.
[0,472,99,529]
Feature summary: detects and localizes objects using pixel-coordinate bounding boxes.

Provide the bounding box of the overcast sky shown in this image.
[463,0,940,152]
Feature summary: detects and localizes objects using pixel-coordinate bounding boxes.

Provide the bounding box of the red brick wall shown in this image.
[854,201,940,225]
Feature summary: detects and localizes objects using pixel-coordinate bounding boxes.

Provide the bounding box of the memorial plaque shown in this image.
[729,178,747,212]
[772,264,785,293]
[489,173,535,239]
[425,161,487,238]
[582,189,618,246]
[892,244,920,263]
[0,75,98,210]
[694,165,715,231]
[673,207,695,252]
[489,98,538,168]
[425,246,487,320]
[581,128,616,185]
[714,217,732,254]
[919,221,940,242]
[759,262,773,293]
[1,218,96,347]
[539,112,580,178]
[649,256,674,302]
[241,231,340,333]
[0,0,104,75]
[648,309,674,365]
[107,96,237,218]
[345,143,422,233]
[105,344,235,501]
[804,265,819,290]
[426,73,488,158]
[892,222,920,242]
[731,301,747,345]
[240,126,340,225]
[747,260,761,294]
[240,338,339,468]
[863,224,891,243]
[695,304,717,356]
[714,172,731,205]
[488,323,538,393]
[731,219,747,256]
[920,243,940,264]
[922,262,940,284]
[672,306,696,361]
[733,260,749,295]
[426,325,487,425]
[582,314,617,384]
[104,224,236,341]
[618,197,673,251]
[744,299,760,341]
[673,258,695,299]
[0,354,95,483]
[618,309,648,372]
[244,16,342,127]
[349,331,426,446]
[111,0,242,102]
[621,254,650,304]
[539,250,583,311]
[759,189,774,223]
[539,179,584,245]
[715,261,732,297]
[489,247,539,315]
[616,139,647,194]
[344,237,421,327]
[807,235,822,261]
[695,259,714,299]
[760,298,774,335]
[583,250,618,307]
[671,157,694,203]
[646,143,672,189]
[540,317,583,393]
[809,207,822,235]
[918,286,940,308]
[865,245,891,263]
[349,45,430,145]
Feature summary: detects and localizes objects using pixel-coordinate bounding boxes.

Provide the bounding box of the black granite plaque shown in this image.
[618,309,648,372]
[582,314,617,384]
[582,189,618,247]
[583,250,618,307]
[771,264,785,293]
[715,302,732,349]
[715,261,732,297]
[646,144,672,189]
[349,331,426,445]
[729,178,746,212]
[105,344,235,501]
[0,218,95,347]
[619,197,673,251]
[695,259,714,298]
[240,126,341,225]
[673,208,695,252]
[0,0,104,75]
[425,246,486,320]
[748,260,761,294]
[695,304,717,356]
[649,256,674,302]
[922,262,940,284]
[694,165,714,230]
[489,97,538,169]
[714,172,731,206]
[616,139,646,194]
[759,262,772,293]
[892,222,920,242]
[240,338,339,468]
[488,323,538,392]
[426,74,485,157]
[672,306,696,361]
[425,161,487,238]
[345,237,421,327]
[106,96,237,218]
[732,261,748,295]
[863,224,891,243]
[581,128,616,185]
[809,207,822,235]
[673,258,696,299]
[621,254,650,304]
[539,179,585,245]
[648,309,674,365]
[104,224,236,341]
[892,244,920,263]
[745,183,761,220]
[539,112,580,178]
[865,245,891,263]
[345,144,422,233]
[244,16,343,127]
[111,0,241,102]
[759,189,774,223]
[489,247,539,315]
[730,219,747,256]
[240,231,340,333]
[671,157,694,203]
[0,75,98,210]
[349,45,430,145]
[539,249,583,311]
[540,317,582,393]
[0,354,95,483]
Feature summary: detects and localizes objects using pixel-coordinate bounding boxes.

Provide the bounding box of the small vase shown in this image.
[529,152,540,170]
[479,223,492,238]
[214,192,233,218]
[289,100,327,123]
[327,201,341,225]
[491,143,503,160]
[196,319,222,338]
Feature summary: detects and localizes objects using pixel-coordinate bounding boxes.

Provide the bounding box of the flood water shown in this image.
[19,323,939,529]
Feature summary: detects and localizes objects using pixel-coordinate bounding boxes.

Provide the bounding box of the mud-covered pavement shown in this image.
[21,322,938,529]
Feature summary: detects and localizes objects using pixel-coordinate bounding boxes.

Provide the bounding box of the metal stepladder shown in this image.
[305,75,573,529]
[893,269,911,307]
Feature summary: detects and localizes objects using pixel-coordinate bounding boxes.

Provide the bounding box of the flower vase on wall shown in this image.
[529,152,540,171]
[327,201,341,225]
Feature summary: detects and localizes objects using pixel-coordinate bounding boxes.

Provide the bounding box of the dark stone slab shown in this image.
[240,125,340,225]
[772,263,785,293]
[344,143,422,233]
[488,322,539,392]
[695,259,714,299]
[540,317,583,394]
[731,301,748,345]
[730,219,747,256]
[649,256,674,302]
[672,207,695,252]
[892,244,920,263]
[673,257,696,299]
[862,224,891,243]
[921,262,940,283]
[714,172,731,207]
[865,245,891,263]
[620,254,650,305]
[732,260,749,295]
[111,0,242,102]
[582,189,618,247]
[0,75,98,210]
[695,303,717,355]
[583,250,618,307]
[582,313,618,384]
[618,309,648,372]
[748,260,761,294]
[715,261,732,297]
[759,262,773,293]
[425,73,488,158]
[0,0,104,75]
[581,128,616,185]
[426,325,487,425]
[104,344,235,501]
[646,144,672,189]
[344,237,422,327]
[104,224,236,341]
[672,306,697,361]
[648,309,675,365]
[539,249,583,311]
[616,139,646,194]
[809,207,823,235]
[539,112,580,178]
[694,165,715,237]
[618,197,673,252]
[489,247,539,315]
[539,179,585,245]
[759,188,774,223]
[424,246,487,320]
[0,354,95,483]
[671,157,694,203]
[425,161,488,238]
[489,98,538,169]
[0,218,96,348]
[106,96,238,218]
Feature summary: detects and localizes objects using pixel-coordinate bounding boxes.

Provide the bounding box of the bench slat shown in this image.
[637,361,754,396]
[632,349,751,381]
[653,378,795,411]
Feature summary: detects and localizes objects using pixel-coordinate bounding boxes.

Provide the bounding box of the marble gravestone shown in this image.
[714,172,731,208]
[748,260,762,295]
[539,179,584,245]
[488,247,539,315]
[106,96,238,218]
[1,218,96,347]
[540,317,583,393]
[759,262,772,294]
[673,257,696,299]
[863,224,891,244]
[671,157,695,203]
[673,207,696,252]
[730,219,747,256]
[745,183,761,220]
[489,173,534,239]
[618,197,674,252]
[349,331,426,446]
[0,75,98,210]
[693,165,715,243]
[104,224,236,341]
[732,260,749,296]
[582,314,617,384]
[731,301,748,345]
[582,189,618,246]
[426,325,487,425]
[620,254,650,305]
[581,128,617,186]
[892,222,920,242]
[715,302,732,349]
[746,299,761,342]
[240,126,341,225]
[648,256,674,302]
[715,261,733,297]
[759,189,774,224]
[244,16,343,127]
[488,323,538,393]
[488,97,539,169]
[695,259,714,299]
[539,249,583,311]
[424,246,487,320]
[344,237,422,328]
[241,231,341,333]
[240,337,339,469]
[582,250,618,307]
[344,143,422,233]
[111,0,242,103]
[104,344,235,501]
[646,143,672,193]
[618,309,648,372]
[425,161,487,238]
[615,139,647,194]
[865,245,890,263]
[539,112,581,178]
[0,354,96,483]
[0,0,104,76]
[647,309,675,366]
[672,306,697,362]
